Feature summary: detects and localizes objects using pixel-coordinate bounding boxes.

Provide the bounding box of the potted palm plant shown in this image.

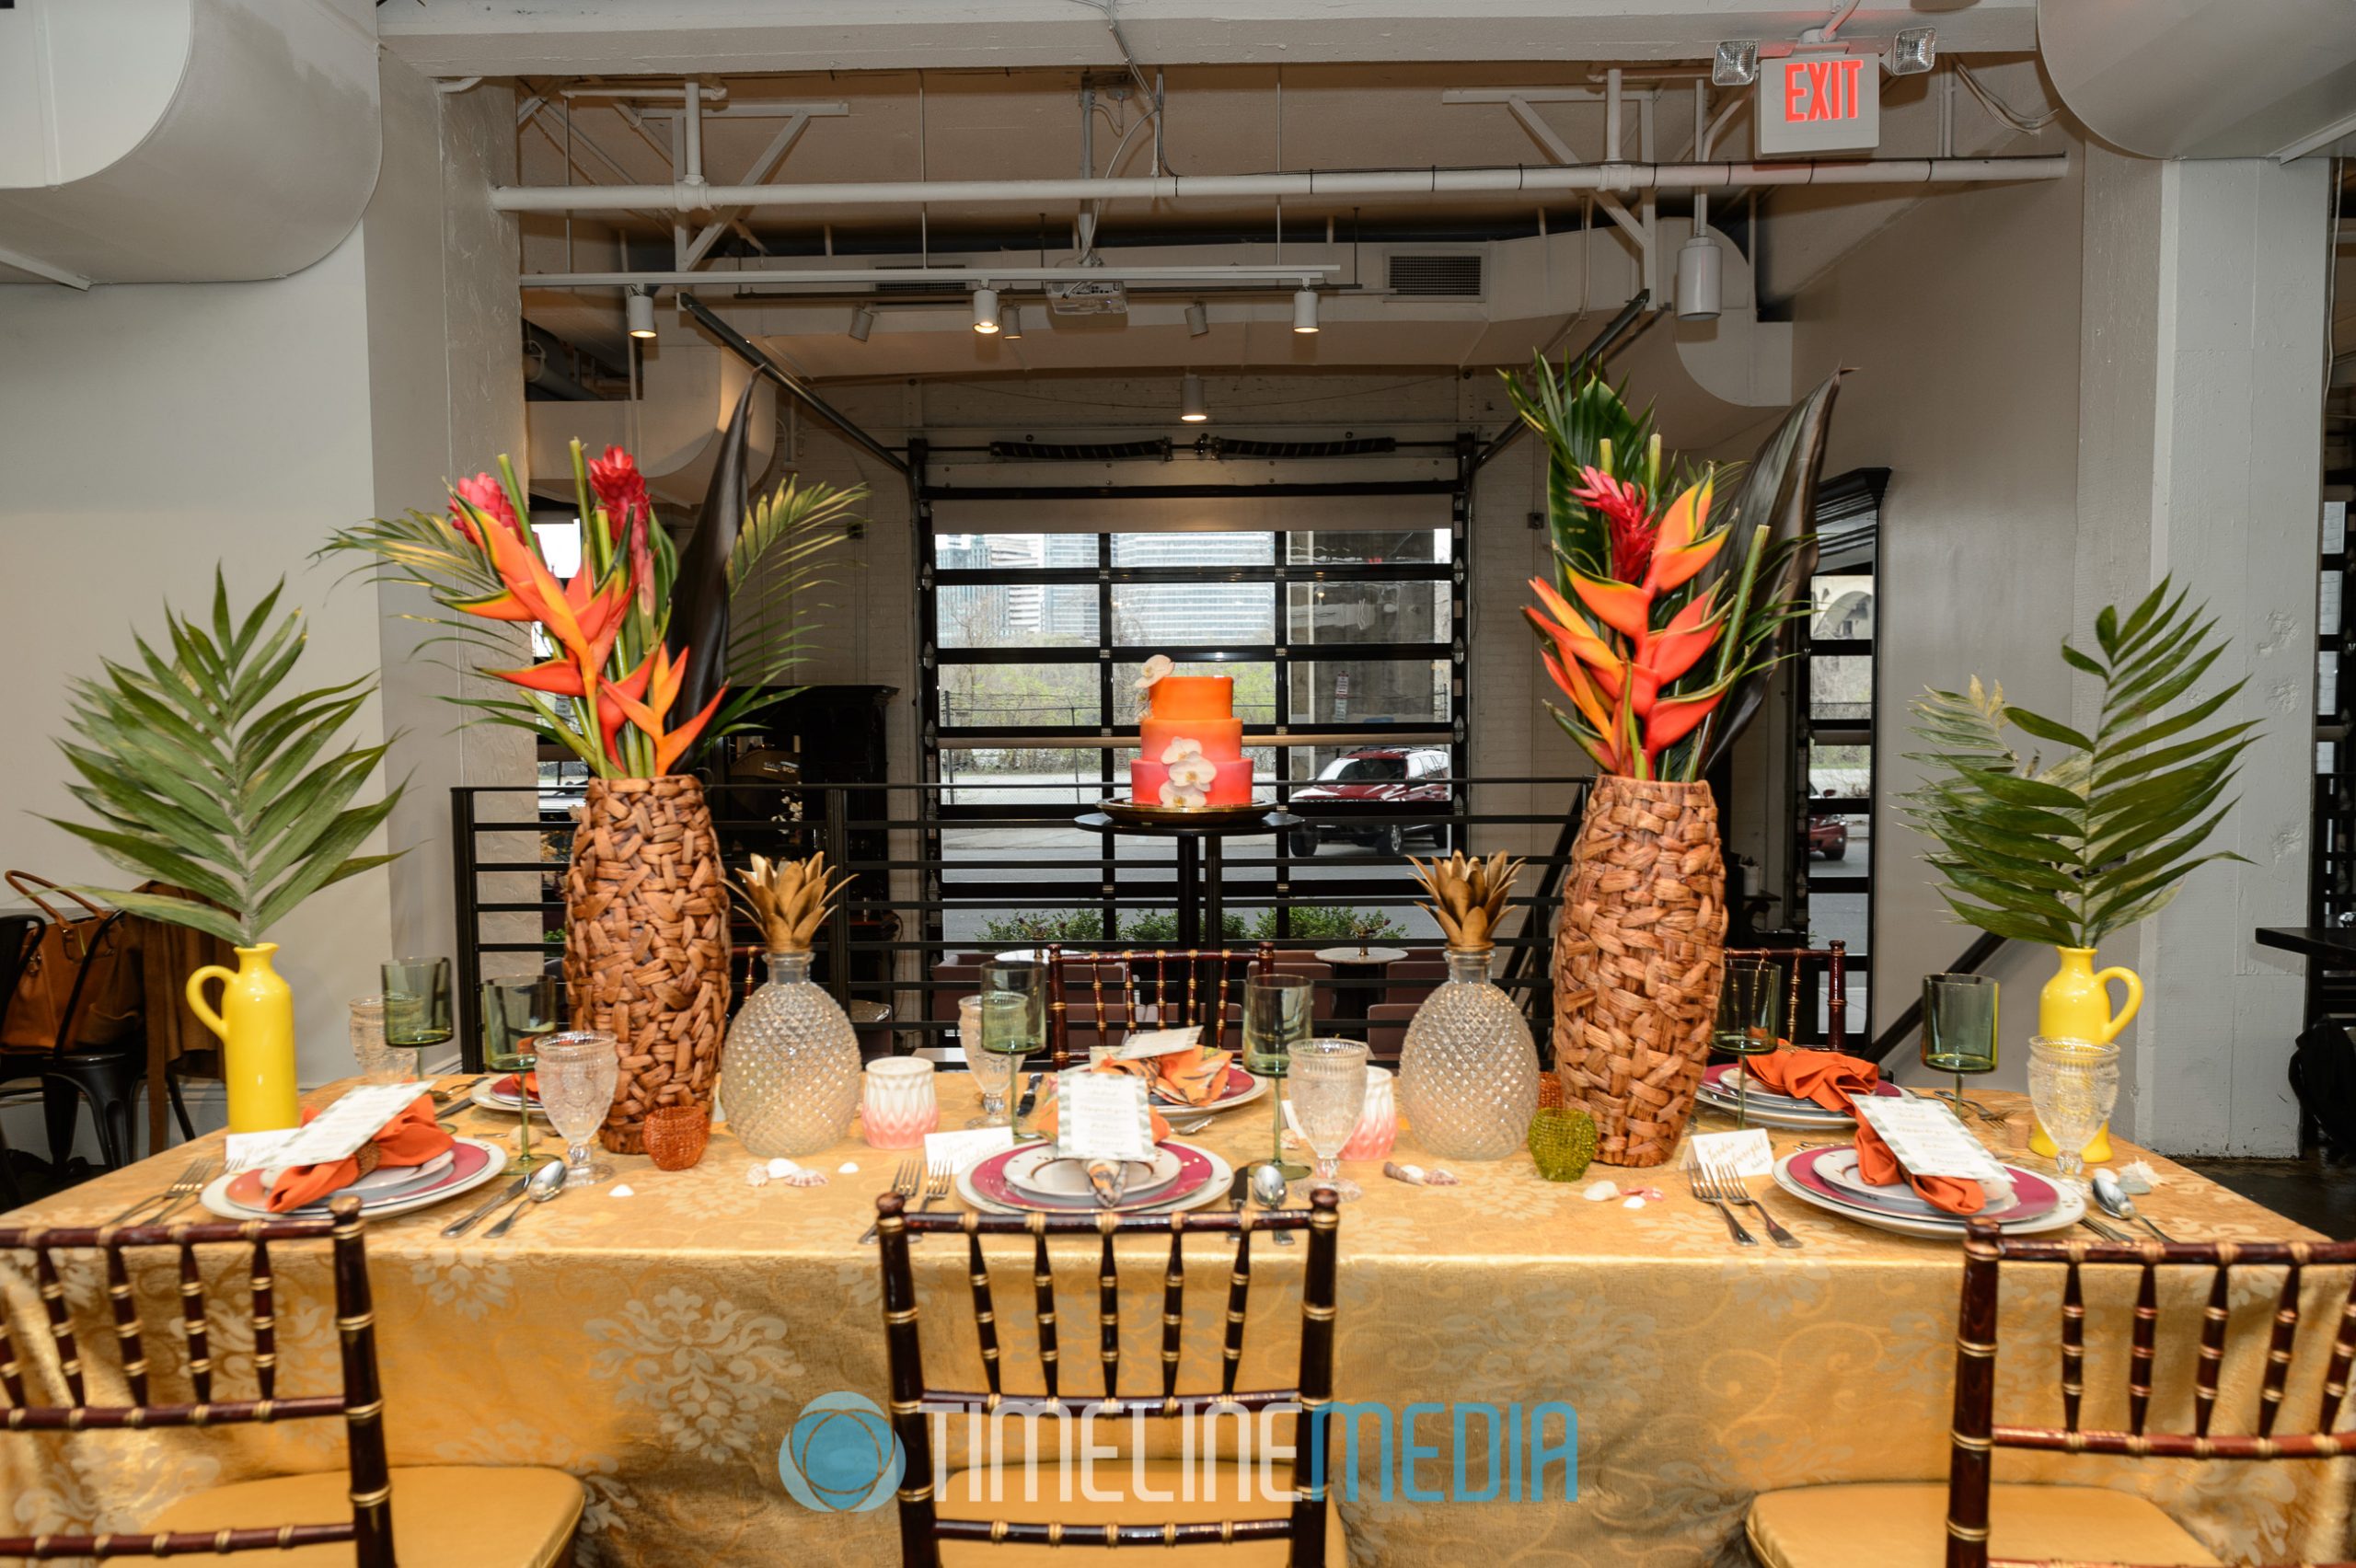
[1902,579,2258,1159]
[325,390,864,1151]
[48,573,403,1131]
[1507,361,1840,1165]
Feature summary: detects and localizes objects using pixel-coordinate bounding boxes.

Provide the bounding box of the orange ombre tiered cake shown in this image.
[1128,657,1253,808]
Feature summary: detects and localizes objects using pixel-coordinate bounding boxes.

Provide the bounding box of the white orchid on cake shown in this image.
[1156,736,1218,809]
[1133,654,1174,719]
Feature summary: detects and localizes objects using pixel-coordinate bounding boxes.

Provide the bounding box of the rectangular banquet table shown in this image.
[3,1080,2350,1566]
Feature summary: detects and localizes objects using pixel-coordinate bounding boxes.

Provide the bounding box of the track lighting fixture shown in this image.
[1180,374,1207,423]
[849,306,875,341]
[626,285,658,340]
[1291,287,1319,335]
[973,284,1001,335]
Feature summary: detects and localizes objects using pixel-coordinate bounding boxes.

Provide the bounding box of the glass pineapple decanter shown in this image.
[1397,947,1540,1160]
[721,951,862,1157]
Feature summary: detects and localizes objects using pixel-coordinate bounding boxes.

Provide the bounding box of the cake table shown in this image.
[1073,808,1301,950]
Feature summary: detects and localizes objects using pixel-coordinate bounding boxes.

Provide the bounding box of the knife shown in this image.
[441,1176,528,1239]
[1014,1071,1044,1121]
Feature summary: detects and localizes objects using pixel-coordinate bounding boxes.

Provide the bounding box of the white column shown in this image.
[2074,148,2333,1154]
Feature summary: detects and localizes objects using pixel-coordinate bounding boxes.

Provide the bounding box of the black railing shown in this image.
[1866,929,2007,1065]
[449,776,1588,1070]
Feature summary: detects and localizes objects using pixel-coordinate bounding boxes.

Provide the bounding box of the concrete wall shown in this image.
[0,58,525,1156]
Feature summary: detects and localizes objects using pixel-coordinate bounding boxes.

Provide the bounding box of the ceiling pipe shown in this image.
[489,156,2067,215]
[675,293,911,477]
[525,265,1341,287]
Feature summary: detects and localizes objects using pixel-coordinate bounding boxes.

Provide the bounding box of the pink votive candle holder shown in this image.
[863,1057,940,1149]
[1339,1066,1397,1160]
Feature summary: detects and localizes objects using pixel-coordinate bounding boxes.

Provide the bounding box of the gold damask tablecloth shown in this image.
[3,1082,2350,1567]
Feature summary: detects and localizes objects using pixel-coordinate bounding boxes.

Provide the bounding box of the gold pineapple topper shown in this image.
[734,852,852,955]
[1408,850,1525,951]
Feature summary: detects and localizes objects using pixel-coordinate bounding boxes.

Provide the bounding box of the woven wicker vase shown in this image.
[1552,775,1728,1168]
[562,776,733,1155]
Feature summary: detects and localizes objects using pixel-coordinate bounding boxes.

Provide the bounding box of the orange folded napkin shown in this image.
[266,1095,454,1213]
[1029,1062,1173,1145]
[1853,1114,1986,1216]
[1742,1048,1880,1113]
[1098,1042,1235,1108]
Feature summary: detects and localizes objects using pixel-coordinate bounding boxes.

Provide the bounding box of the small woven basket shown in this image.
[641,1104,710,1171]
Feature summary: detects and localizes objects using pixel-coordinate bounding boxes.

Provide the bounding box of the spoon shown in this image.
[1250,1163,1295,1248]
[2090,1169,2173,1242]
[483,1159,567,1239]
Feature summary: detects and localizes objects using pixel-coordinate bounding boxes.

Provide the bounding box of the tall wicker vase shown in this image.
[562,776,733,1154]
[1552,775,1727,1168]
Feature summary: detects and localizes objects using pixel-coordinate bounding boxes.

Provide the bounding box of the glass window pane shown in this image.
[1112,532,1273,568]
[1809,743,1869,800]
[2321,651,2340,718]
[1291,660,1450,725]
[1172,660,1276,724]
[2323,572,2343,639]
[1285,530,1445,567]
[939,582,1099,648]
[939,663,1102,729]
[1288,580,1450,642]
[938,747,1109,804]
[1111,582,1274,645]
[935,533,1097,571]
[1810,574,1874,640]
[1808,656,1873,723]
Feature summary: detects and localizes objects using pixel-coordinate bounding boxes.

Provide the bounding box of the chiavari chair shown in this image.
[872,1187,1346,1564]
[0,1197,584,1565]
[1721,940,1849,1053]
[1045,943,1276,1068]
[1747,1221,2356,1568]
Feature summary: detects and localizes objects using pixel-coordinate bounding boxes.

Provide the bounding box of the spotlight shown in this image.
[1003,306,1023,340]
[1676,235,1721,320]
[1180,373,1208,423]
[626,286,658,340]
[849,306,875,342]
[972,284,1001,335]
[1712,40,1760,87]
[1291,287,1320,335]
[1888,27,1936,75]
[1185,301,1209,337]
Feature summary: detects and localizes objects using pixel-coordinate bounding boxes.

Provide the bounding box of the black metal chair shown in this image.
[872,1188,1346,1563]
[0,1199,585,1562]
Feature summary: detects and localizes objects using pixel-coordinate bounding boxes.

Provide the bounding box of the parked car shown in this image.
[1807,815,1849,860]
[1289,746,1451,857]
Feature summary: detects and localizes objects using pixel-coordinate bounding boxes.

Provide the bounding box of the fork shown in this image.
[108,1159,215,1227]
[859,1159,923,1245]
[1704,1159,1802,1250]
[1686,1157,1757,1247]
[907,1166,954,1244]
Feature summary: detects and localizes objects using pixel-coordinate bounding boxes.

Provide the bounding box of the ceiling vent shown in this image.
[1386,253,1484,299]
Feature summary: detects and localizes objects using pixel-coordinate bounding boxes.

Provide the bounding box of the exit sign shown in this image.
[1756,52,1879,156]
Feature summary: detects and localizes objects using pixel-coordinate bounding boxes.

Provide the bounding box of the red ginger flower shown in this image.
[588,446,652,547]
[451,473,525,545]
[1570,467,1657,585]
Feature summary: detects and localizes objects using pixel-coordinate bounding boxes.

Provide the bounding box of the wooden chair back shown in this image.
[1946,1221,2356,1568]
[1045,943,1276,1068]
[1366,1002,1418,1066]
[872,1188,1343,1565]
[1721,940,1848,1053]
[0,1198,395,1563]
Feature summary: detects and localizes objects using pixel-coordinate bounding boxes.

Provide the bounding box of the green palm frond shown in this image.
[46,572,403,947]
[717,474,865,725]
[1900,578,2258,950]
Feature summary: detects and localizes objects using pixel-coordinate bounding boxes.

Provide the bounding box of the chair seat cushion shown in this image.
[149,1464,583,1567]
[1748,1482,2223,1568]
[937,1458,1345,1565]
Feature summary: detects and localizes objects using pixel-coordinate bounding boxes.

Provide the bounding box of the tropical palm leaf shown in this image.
[47,572,403,947]
[1900,578,2258,950]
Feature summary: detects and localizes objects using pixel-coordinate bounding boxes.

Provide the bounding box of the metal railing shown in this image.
[449,776,1588,1069]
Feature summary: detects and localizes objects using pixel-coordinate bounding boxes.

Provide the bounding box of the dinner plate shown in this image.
[472,1078,553,1122]
[1149,1065,1265,1113]
[1802,1146,2059,1224]
[961,1141,1230,1216]
[1704,1061,1904,1108]
[1006,1143,1184,1203]
[1771,1151,2083,1239]
[201,1138,505,1222]
[341,1148,456,1199]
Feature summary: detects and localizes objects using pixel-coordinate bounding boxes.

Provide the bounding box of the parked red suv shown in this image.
[1288,746,1451,857]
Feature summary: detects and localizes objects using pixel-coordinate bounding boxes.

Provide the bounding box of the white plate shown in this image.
[1006,1144,1183,1202]
[1150,1066,1267,1114]
[959,1143,1235,1218]
[335,1148,456,1201]
[472,1078,553,1122]
[1695,1080,1912,1130]
[200,1137,508,1222]
[1770,1153,2084,1239]
[1812,1147,2036,1222]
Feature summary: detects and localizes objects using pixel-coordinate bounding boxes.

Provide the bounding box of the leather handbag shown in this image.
[2,871,142,1050]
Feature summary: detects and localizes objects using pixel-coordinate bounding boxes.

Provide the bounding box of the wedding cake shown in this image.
[1128,656,1253,808]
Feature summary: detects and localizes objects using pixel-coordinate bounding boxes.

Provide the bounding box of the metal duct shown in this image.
[0,0,380,285]
[2038,0,2356,160]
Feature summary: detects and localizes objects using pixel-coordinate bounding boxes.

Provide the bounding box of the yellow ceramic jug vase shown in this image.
[186,942,302,1133]
[2031,946,2141,1163]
